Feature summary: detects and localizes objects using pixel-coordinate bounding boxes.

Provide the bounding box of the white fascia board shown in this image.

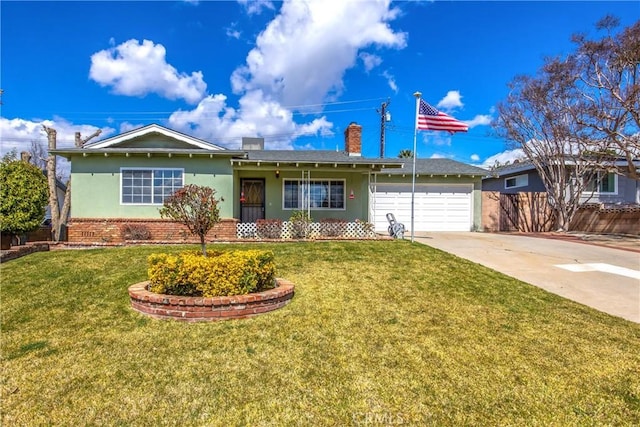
[86,124,225,150]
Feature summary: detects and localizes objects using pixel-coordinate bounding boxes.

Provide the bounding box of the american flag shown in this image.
[417,99,468,133]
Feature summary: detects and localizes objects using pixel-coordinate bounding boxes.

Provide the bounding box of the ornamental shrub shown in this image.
[147,250,276,297]
[0,152,49,236]
[319,218,348,237]
[256,219,283,239]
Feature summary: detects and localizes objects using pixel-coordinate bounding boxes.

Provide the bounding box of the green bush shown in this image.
[148,250,276,297]
[289,210,311,238]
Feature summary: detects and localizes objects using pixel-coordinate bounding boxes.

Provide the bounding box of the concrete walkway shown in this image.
[413,232,640,324]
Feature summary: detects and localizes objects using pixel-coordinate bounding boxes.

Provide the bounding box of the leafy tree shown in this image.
[493,16,638,231]
[397,149,413,158]
[0,151,49,237]
[159,185,222,256]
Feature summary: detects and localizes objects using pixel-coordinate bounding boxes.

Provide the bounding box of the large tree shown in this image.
[494,16,639,231]
[0,151,49,238]
[571,17,640,179]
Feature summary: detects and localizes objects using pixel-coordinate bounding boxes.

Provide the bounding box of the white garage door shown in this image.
[373,184,473,232]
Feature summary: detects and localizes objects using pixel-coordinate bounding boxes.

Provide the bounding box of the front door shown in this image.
[240,179,265,223]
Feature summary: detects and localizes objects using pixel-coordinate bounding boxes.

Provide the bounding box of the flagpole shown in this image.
[411,91,421,243]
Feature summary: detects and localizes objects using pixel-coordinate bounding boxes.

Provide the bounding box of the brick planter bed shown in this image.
[128,279,295,322]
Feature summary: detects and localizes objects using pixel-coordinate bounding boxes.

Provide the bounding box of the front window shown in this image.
[505,174,528,189]
[585,172,617,194]
[283,179,345,210]
[121,168,183,204]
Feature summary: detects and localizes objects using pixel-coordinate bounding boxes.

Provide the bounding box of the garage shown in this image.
[372,183,473,232]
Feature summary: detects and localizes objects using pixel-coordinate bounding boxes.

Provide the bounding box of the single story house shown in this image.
[51,123,488,243]
[483,160,640,205]
[482,159,640,234]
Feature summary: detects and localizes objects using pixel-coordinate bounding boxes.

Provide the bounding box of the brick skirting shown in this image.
[67,218,239,244]
[128,278,295,322]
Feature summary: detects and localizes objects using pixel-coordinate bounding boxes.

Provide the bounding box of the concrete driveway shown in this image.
[413,232,640,324]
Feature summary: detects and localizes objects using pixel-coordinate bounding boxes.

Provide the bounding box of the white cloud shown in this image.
[167,91,333,149]
[0,117,115,178]
[226,23,242,40]
[470,153,480,162]
[169,0,405,149]
[381,70,398,93]
[238,0,275,15]
[465,114,492,128]
[481,148,525,168]
[119,122,145,133]
[231,0,407,108]
[359,52,383,72]
[429,153,446,159]
[89,39,207,104]
[0,117,114,155]
[437,90,464,111]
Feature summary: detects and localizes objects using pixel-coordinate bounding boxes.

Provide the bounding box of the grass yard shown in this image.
[1,241,639,426]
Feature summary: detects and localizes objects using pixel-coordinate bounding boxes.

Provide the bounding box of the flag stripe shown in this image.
[416,99,468,133]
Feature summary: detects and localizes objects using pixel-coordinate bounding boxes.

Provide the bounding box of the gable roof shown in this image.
[379,158,488,177]
[488,160,536,177]
[85,124,225,150]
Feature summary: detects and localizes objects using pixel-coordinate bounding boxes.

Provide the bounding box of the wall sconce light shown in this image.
[240,191,246,203]
[275,170,280,179]
[349,189,355,200]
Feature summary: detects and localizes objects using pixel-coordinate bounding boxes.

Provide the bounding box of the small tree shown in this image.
[0,151,49,240]
[159,185,222,256]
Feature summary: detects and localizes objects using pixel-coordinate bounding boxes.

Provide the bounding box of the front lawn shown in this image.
[1,241,639,425]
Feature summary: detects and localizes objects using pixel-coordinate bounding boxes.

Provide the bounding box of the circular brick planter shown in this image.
[128,279,294,322]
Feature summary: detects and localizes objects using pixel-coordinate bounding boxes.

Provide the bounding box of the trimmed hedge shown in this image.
[148,250,276,297]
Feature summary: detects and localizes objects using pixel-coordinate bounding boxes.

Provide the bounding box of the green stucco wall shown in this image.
[70,155,234,218]
[235,168,372,222]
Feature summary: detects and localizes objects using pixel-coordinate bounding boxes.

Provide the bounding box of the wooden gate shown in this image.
[499,194,519,231]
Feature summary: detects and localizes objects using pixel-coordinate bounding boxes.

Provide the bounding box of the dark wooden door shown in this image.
[241,179,265,223]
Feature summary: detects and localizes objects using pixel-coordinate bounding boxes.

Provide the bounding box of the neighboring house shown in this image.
[482,159,640,234]
[483,160,640,205]
[43,174,68,225]
[51,123,489,243]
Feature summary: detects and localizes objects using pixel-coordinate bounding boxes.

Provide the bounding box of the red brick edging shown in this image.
[128,279,295,322]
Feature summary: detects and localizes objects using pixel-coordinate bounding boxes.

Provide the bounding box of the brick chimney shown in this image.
[344,122,362,157]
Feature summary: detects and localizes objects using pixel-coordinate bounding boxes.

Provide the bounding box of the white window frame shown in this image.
[120,167,184,205]
[504,174,528,189]
[282,179,346,211]
[586,171,618,195]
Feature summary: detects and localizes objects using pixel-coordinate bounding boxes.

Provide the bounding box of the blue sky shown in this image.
[1,0,638,168]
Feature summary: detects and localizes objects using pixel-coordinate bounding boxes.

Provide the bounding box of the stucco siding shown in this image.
[580,175,640,204]
[235,168,370,222]
[70,155,234,218]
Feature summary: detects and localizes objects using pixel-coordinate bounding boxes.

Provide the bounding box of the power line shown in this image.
[47,96,389,117]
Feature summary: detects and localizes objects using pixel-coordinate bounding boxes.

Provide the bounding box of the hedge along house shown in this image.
[51,123,407,243]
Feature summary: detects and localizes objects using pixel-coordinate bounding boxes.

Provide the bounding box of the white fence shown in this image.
[236,220,376,239]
